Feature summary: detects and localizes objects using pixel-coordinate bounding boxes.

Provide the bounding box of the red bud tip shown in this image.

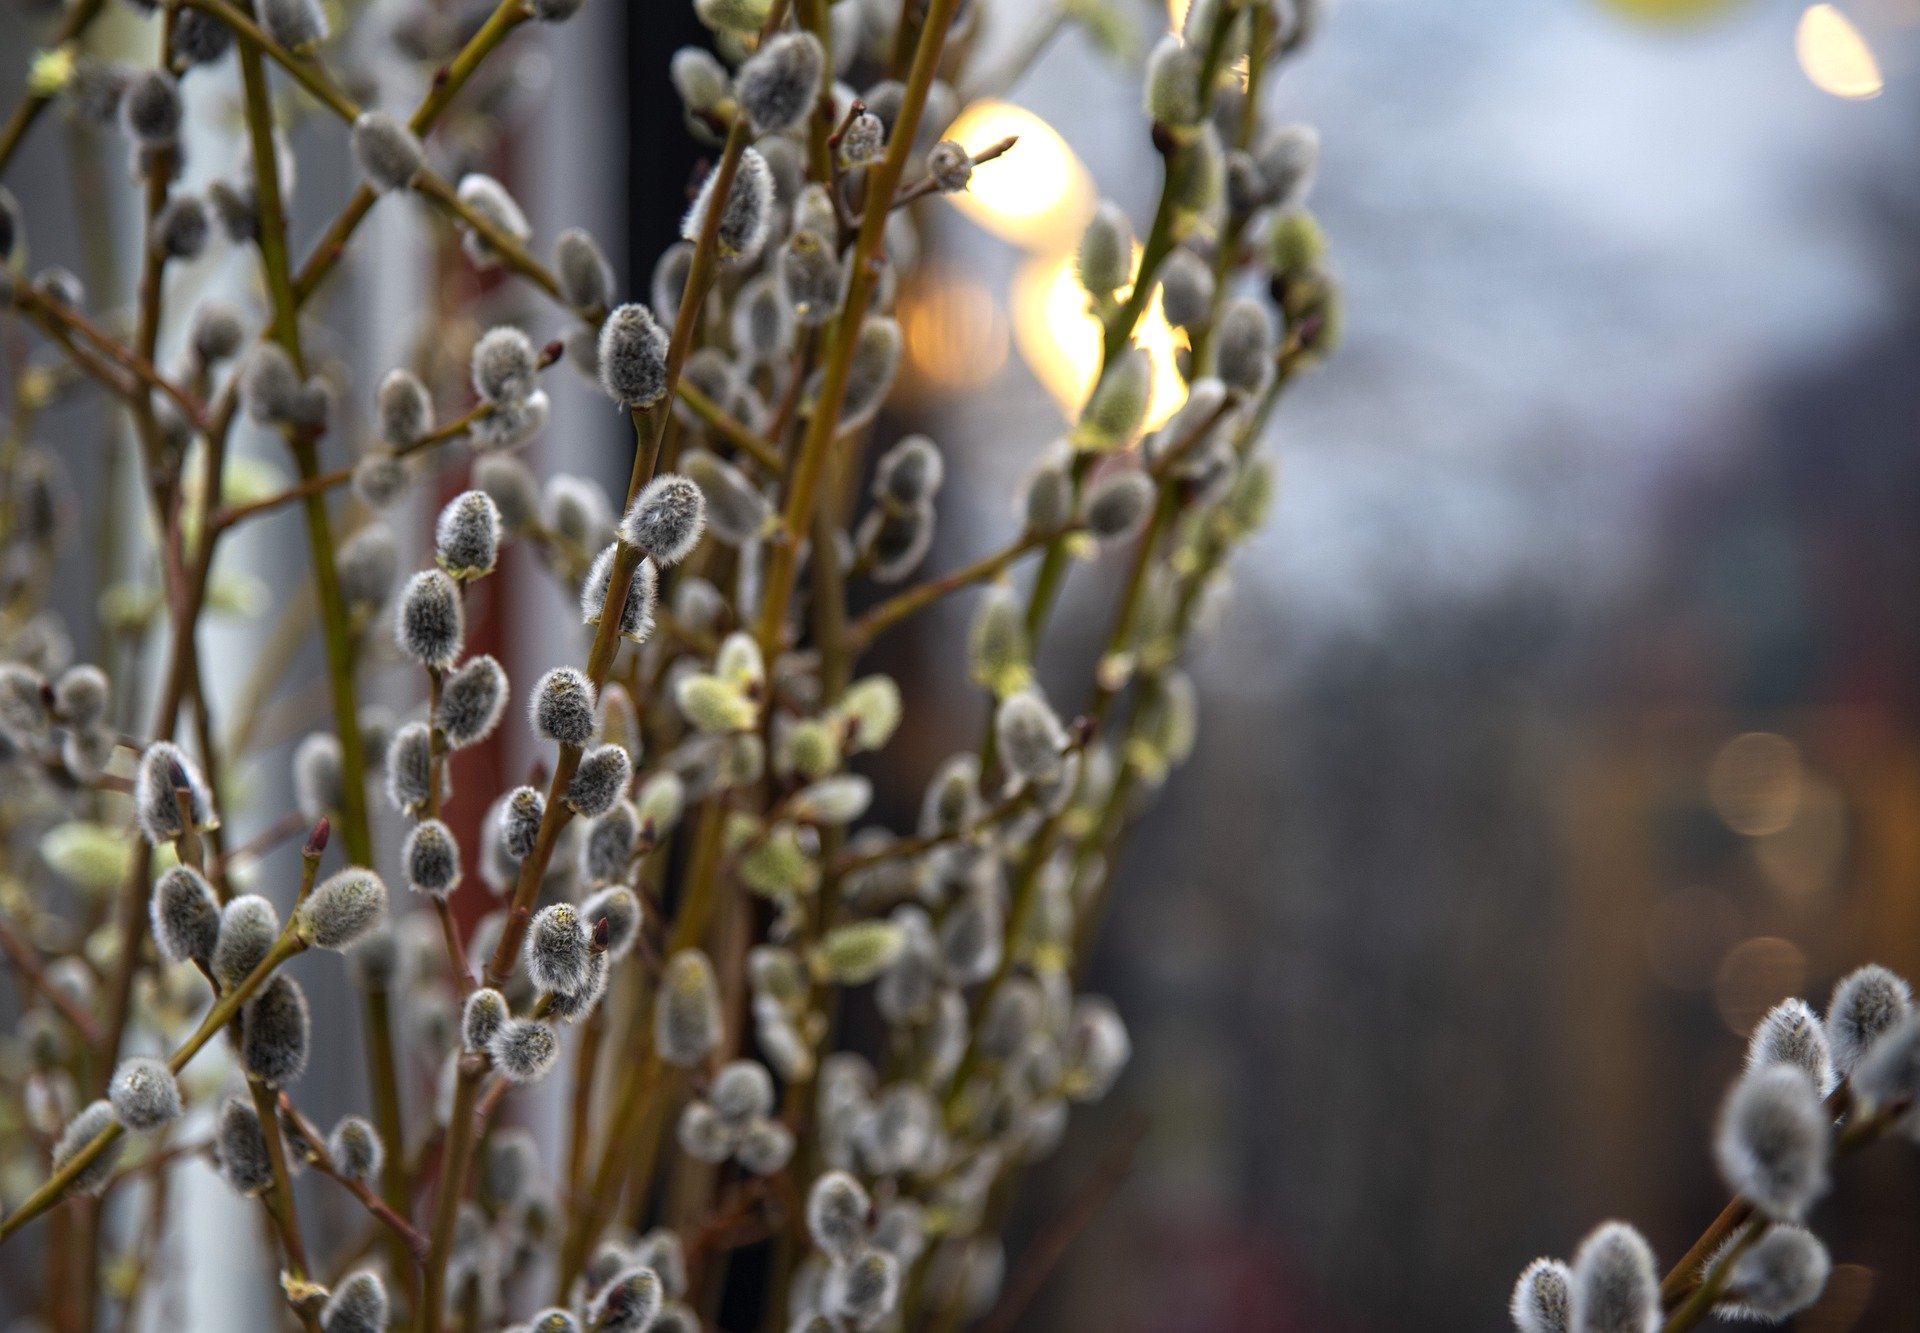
[304,816,330,857]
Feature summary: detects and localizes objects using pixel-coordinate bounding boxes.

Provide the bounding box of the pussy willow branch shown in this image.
[0,928,308,1241]
[845,529,1057,654]
[481,0,795,992]
[753,0,963,653]
[234,14,374,871]
[0,0,112,177]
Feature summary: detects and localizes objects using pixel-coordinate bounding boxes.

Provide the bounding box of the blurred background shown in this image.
[6,0,1920,1325]
[796,0,1920,1326]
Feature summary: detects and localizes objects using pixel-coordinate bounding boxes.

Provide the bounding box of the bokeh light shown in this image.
[1713,935,1807,1033]
[1011,250,1189,431]
[1754,775,1848,903]
[941,101,1096,251]
[897,272,1010,393]
[1797,4,1884,99]
[1707,731,1803,837]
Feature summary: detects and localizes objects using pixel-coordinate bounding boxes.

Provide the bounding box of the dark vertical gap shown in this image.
[627,3,706,299]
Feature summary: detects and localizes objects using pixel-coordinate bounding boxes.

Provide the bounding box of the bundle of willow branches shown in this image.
[0,0,1336,1327]
[1512,965,1920,1333]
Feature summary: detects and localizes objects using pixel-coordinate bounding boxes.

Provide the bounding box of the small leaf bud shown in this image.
[656,949,723,1066]
[328,1116,383,1181]
[838,317,902,426]
[1157,245,1214,331]
[394,570,464,668]
[1214,296,1275,397]
[349,112,424,193]
[151,864,221,963]
[532,667,597,746]
[489,1018,561,1082]
[1715,1065,1828,1220]
[683,147,775,265]
[1568,1222,1657,1333]
[377,368,433,446]
[737,32,824,134]
[260,0,328,51]
[242,973,311,1085]
[437,653,508,748]
[321,1271,387,1333]
[212,894,279,987]
[806,1170,870,1260]
[527,904,591,994]
[461,988,508,1055]
[471,326,538,406]
[1078,201,1135,298]
[298,869,388,949]
[385,721,433,813]
[1083,469,1155,542]
[1826,963,1911,1076]
[1509,1258,1572,1333]
[108,1057,182,1131]
[670,47,731,114]
[581,544,659,643]
[402,819,460,896]
[216,1096,272,1194]
[121,70,183,145]
[1075,347,1152,447]
[1143,35,1204,128]
[967,584,1031,697]
[54,1101,122,1195]
[621,474,707,565]
[435,489,502,580]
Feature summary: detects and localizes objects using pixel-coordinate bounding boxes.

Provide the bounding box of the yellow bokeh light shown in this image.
[897,272,1010,393]
[942,101,1096,251]
[1011,250,1188,433]
[1797,4,1883,98]
[1167,0,1193,30]
[1591,0,1740,25]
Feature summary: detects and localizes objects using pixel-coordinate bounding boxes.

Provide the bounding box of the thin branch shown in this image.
[975,1118,1146,1333]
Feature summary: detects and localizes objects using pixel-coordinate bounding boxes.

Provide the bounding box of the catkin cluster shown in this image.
[1512,964,1920,1332]
[0,0,1343,1327]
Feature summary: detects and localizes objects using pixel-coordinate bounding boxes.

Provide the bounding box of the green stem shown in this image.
[754,0,964,654]
[0,932,307,1242]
